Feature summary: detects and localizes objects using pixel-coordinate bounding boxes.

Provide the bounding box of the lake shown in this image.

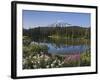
[31,37,90,55]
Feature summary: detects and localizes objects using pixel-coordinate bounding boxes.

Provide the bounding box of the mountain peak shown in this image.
[48,21,72,27]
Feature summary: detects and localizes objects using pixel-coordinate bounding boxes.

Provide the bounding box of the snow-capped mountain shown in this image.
[47,21,72,27]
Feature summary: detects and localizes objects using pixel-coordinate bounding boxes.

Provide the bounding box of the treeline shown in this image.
[23,26,90,39]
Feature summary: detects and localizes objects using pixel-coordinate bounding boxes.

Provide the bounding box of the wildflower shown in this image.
[31,60,34,63]
[52,60,57,64]
[33,65,37,68]
[46,65,49,68]
[33,56,37,59]
[40,55,44,58]
[51,63,54,67]
[37,60,40,64]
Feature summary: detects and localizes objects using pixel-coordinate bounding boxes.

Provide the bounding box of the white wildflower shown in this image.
[46,65,49,68]
[33,56,36,59]
[37,60,40,64]
[40,55,44,58]
[31,61,34,63]
[33,65,37,68]
[52,60,57,64]
[51,63,54,67]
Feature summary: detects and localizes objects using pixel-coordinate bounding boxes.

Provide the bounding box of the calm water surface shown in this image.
[32,37,90,55]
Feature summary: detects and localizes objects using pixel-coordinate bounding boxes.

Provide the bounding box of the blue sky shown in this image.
[23,10,91,29]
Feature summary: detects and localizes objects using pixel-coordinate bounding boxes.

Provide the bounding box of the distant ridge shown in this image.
[24,21,90,29]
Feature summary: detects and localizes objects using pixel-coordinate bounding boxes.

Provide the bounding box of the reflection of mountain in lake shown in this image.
[24,22,91,55]
[31,36,90,47]
[31,38,90,55]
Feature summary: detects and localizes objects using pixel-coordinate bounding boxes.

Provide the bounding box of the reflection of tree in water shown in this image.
[32,36,90,51]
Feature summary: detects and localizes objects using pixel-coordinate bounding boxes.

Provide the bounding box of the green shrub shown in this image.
[80,50,91,66]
